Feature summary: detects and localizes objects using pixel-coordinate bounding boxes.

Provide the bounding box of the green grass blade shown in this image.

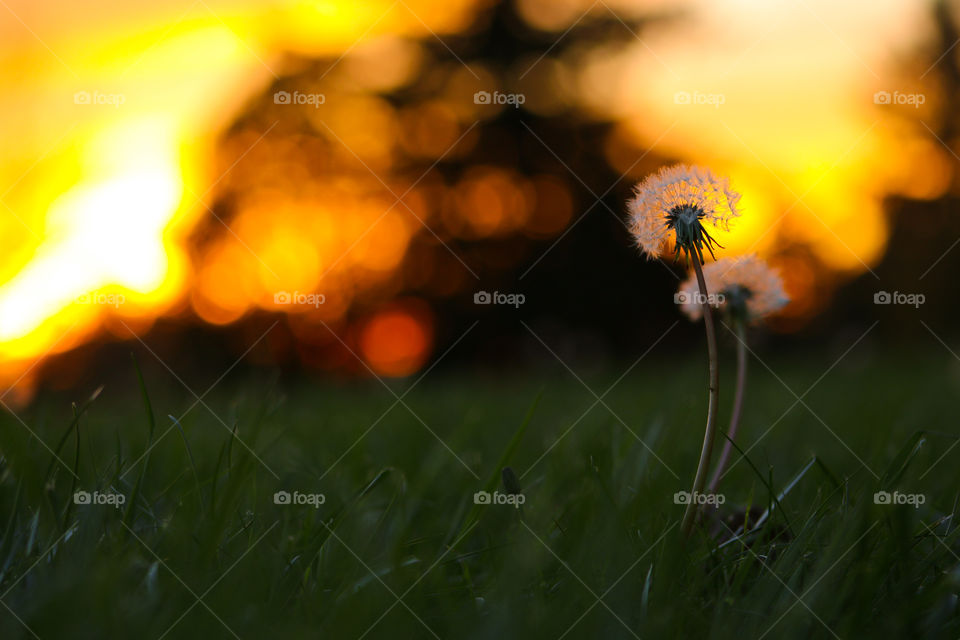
[122,355,156,531]
[448,389,541,545]
[168,415,205,515]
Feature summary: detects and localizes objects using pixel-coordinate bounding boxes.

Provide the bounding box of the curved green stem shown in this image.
[708,319,747,494]
[680,259,720,538]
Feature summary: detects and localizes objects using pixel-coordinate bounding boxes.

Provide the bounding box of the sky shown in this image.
[0,0,948,392]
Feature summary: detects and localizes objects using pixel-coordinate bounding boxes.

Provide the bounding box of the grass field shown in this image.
[0,343,958,639]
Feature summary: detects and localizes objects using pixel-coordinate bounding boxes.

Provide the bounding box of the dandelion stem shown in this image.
[708,319,746,494]
[680,258,720,538]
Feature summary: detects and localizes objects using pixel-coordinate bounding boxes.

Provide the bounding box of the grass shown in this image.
[0,345,958,639]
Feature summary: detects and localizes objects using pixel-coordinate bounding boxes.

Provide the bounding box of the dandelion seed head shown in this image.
[627,164,742,261]
[677,254,789,322]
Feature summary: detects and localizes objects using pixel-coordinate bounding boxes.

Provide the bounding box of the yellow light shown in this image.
[0,118,182,352]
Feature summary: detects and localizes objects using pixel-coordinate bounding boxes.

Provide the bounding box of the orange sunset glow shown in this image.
[0,0,951,393]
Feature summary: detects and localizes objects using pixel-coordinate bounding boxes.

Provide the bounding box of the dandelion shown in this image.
[676,255,789,324]
[677,255,788,495]
[627,164,742,538]
[627,164,741,264]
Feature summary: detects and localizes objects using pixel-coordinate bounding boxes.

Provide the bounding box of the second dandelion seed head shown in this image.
[677,254,789,323]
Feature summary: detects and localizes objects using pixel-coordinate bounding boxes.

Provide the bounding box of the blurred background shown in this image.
[1,0,959,401]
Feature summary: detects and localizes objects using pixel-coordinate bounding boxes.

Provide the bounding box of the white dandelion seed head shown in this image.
[677,254,789,322]
[627,164,742,259]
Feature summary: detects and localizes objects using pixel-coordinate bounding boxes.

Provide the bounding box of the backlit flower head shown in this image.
[627,164,742,263]
[677,254,788,322]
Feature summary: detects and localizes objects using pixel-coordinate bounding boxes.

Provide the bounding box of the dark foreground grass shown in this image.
[0,347,958,639]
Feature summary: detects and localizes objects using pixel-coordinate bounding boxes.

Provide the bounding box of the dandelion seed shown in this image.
[676,254,789,323]
[627,164,741,264]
